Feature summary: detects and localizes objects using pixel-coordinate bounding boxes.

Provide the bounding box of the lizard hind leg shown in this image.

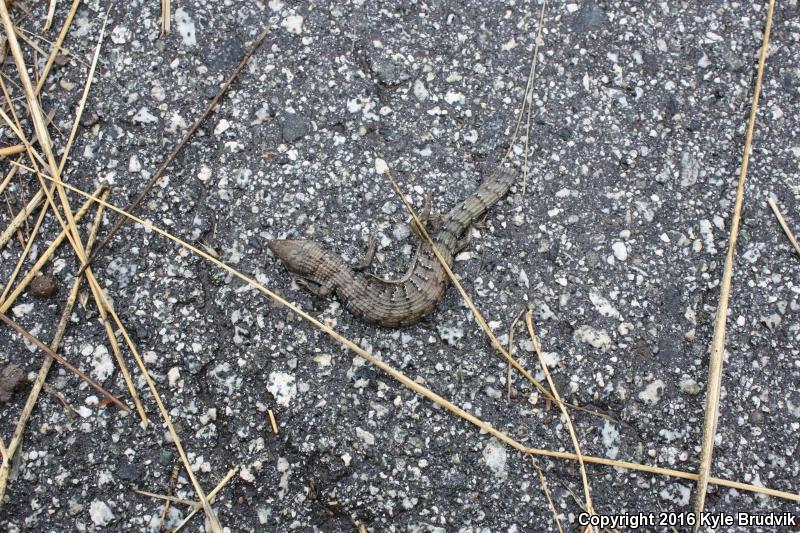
[455,230,472,253]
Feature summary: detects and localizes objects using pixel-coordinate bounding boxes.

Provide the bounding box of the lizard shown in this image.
[268,167,517,327]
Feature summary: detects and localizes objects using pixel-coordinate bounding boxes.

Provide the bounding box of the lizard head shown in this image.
[268,239,324,277]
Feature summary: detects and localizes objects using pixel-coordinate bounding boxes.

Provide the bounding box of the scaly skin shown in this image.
[268,168,516,327]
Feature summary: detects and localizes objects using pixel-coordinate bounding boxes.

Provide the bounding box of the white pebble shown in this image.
[214,119,230,136]
[174,8,197,46]
[281,15,304,34]
[612,241,628,261]
[482,438,508,480]
[89,500,115,526]
[356,427,375,446]
[638,379,666,405]
[168,367,181,386]
[267,372,296,407]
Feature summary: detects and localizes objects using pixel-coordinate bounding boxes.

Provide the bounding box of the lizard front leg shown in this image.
[295,277,332,298]
[411,192,443,237]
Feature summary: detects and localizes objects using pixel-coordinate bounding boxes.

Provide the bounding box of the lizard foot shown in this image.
[354,235,378,271]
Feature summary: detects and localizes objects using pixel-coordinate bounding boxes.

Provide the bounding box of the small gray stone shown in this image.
[679,378,702,396]
[158,450,174,466]
[281,113,309,142]
[67,499,84,516]
[370,57,410,86]
[574,1,608,32]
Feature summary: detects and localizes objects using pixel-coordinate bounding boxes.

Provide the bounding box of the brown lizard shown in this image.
[268,167,517,327]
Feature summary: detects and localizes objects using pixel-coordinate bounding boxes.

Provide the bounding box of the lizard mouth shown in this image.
[268,239,313,275]
[268,239,299,261]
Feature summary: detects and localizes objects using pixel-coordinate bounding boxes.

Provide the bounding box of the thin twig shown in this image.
[384,168,554,401]
[0,312,130,412]
[521,0,547,199]
[80,26,271,273]
[767,197,800,258]
[0,144,25,157]
[530,457,564,533]
[694,0,775,525]
[25,166,800,504]
[0,186,102,313]
[0,190,107,502]
[171,468,239,533]
[526,311,596,530]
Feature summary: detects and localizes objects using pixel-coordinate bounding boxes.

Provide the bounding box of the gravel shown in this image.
[0,1,798,531]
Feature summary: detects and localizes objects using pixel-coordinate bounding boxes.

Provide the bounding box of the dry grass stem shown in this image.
[134,490,200,509]
[106,305,221,531]
[0,186,101,313]
[767,197,800,257]
[0,190,51,302]
[161,0,171,34]
[171,468,239,532]
[0,437,8,506]
[0,190,107,501]
[525,311,596,529]
[95,305,150,425]
[0,1,86,266]
[0,162,21,194]
[0,8,108,303]
[384,169,554,402]
[35,0,82,95]
[694,0,775,524]
[0,13,149,425]
[56,6,108,177]
[158,464,180,531]
[268,409,279,434]
[2,190,26,248]
[83,26,271,272]
[531,458,564,533]
[17,160,208,517]
[42,381,81,418]
[15,26,91,71]
[44,0,57,32]
[506,309,524,400]
[27,169,800,503]
[0,312,130,411]
[0,144,24,156]
[0,186,42,250]
[521,0,547,198]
